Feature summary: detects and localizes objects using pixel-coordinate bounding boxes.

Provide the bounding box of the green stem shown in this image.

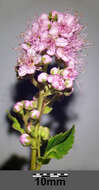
[30,138,37,170]
[30,89,44,170]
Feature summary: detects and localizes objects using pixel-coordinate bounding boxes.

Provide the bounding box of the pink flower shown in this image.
[33,55,41,65]
[18,64,36,77]
[38,72,48,83]
[24,30,33,42]
[65,14,75,26]
[38,13,50,31]
[21,43,30,51]
[40,31,48,40]
[42,55,52,64]
[39,13,49,21]
[62,68,78,80]
[27,47,36,57]
[46,38,56,56]
[48,74,66,91]
[55,37,68,47]
[52,74,66,91]
[56,48,69,62]
[32,22,39,33]
[49,24,59,38]
[57,12,64,23]
[19,134,31,146]
[16,10,86,83]
[30,109,40,119]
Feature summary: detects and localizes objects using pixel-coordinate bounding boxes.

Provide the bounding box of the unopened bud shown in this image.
[50,67,59,75]
[13,102,23,113]
[38,126,50,140]
[19,133,31,146]
[38,72,48,83]
[24,100,33,110]
[30,109,40,119]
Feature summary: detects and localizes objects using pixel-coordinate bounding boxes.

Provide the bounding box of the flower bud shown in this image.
[24,100,33,110]
[30,109,40,119]
[37,72,48,83]
[41,127,50,140]
[50,67,59,75]
[19,133,31,146]
[13,102,23,113]
[38,126,50,140]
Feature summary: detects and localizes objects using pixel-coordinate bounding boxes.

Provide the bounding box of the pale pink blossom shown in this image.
[38,13,50,31]
[33,55,41,65]
[18,64,36,77]
[56,48,69,62]
[62,68,78,80]
[27,47,36,57]
[49,24,59,38]
[42,55,52,64]
[46,38,56,56]
[48,74,66,91]
[55,37,68,47]
[51,74,66,91]
[32,22,39,33]
[17,10,86,86]
[21,43,29,51]
[24,30,33,42]
[57,13,64,23]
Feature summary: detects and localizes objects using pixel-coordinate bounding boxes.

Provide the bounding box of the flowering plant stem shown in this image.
[30,90,44,170]
[7,10,86,170]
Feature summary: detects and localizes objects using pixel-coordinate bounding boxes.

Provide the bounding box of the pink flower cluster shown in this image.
[37,64,77,91]
[16,10,85,80]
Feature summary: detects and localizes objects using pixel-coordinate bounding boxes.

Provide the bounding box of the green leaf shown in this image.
[43,106,52,114]
[37,157,51,165]
[7,112,24,134]
[44,125,75,159]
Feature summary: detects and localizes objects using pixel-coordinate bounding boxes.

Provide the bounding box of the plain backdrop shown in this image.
[0,0,98,170]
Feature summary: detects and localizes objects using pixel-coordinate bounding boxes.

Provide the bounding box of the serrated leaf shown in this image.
[43,106,52,114]
[7,112,24,134]
[44,126,75,159]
